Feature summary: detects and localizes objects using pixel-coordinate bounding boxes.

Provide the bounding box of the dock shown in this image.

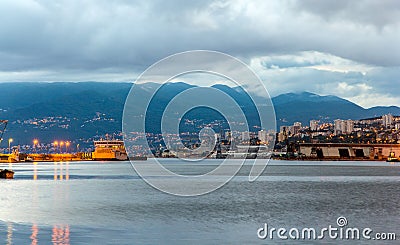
[0,153,92,163]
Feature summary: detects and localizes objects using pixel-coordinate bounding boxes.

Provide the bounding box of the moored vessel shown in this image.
[92,140,128,161]
[0,169,14,179]
[386,151,400,162]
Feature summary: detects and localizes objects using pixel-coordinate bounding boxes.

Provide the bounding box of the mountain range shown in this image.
[0,82,399,146]
[272,91,400,125]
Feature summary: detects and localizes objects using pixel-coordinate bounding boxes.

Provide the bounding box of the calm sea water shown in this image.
[0,160,399,244]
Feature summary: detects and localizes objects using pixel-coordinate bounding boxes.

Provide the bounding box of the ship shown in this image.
[0,169,14,179]
[92,140,128,161]
[386,151,400,162]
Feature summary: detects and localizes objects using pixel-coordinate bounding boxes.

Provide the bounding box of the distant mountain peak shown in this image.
[273,91,345,105]
[298,91,317,96]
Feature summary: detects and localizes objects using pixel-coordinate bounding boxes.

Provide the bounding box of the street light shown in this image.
[66,141,70,153]
[54,141,58,153]
[33,139,39,153]
[8,138,13,154]
[60,141,64,153]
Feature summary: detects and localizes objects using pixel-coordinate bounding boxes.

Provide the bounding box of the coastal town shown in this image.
[2,113,400,165]
[124,113,400,161]
[275,113,400,160]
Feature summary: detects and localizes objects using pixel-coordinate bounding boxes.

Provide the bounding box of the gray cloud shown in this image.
[293,0,400,29]
[0,0,399,106]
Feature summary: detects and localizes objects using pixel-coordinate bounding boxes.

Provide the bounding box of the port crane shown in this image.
[0,120,8,144]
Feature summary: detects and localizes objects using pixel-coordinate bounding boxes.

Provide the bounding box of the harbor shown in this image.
[1,159,399,243]
[0,140,138,164]
[2,139,400,164]
[297,143,400,161]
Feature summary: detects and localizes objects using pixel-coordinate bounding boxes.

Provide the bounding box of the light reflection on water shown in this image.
[3,162,73,244]
[7,222,12,245]
[0,160,399,244]
[30,224,38,245]
[51,224,70,245]
[4,222,70,245]
[52,162,69,181]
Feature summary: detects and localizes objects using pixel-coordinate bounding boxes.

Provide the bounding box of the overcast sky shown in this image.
[0,0,399,108]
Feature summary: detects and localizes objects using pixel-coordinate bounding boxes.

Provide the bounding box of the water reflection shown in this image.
[30,224,38,245]
[4,205,70,244]
[54,162,57,180]
[19,223,70,245]
[7,222,12,245]
[52,224,70,245]
[31,162,69,181]
[33,162,38,180]
[53,162,69,181]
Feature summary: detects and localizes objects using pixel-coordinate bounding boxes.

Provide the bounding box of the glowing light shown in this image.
[33,162,38,180]
[30,224,38,245]
[7,222,13,245]
[52,224,70,244]
[8,138,13,154]
[66,162,69,180]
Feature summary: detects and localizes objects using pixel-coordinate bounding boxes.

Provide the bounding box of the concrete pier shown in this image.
[299,143,400,160]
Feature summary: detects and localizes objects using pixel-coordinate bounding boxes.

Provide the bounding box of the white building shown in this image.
[241,131,250,141]
[310,120,319,131]
[382,114,393,128]
[292,122,302,135]
[293,122,302,127]
[258,130,268,143]
[346,120,354,133]
[334,119,354,135]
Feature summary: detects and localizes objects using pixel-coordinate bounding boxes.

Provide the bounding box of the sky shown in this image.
[0,0,399,108]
